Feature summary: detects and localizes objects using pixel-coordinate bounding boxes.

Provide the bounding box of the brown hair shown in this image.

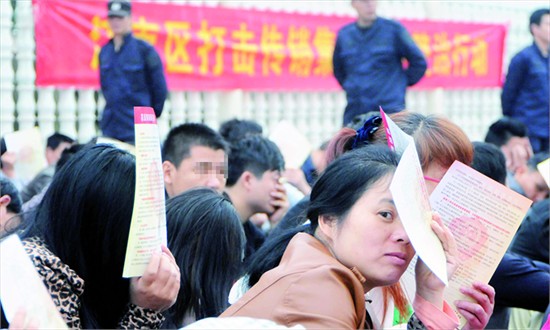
[324,127,357,165]
[371,112,473,170]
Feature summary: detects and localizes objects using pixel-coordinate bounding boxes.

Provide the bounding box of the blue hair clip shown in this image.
[351,115,382,150]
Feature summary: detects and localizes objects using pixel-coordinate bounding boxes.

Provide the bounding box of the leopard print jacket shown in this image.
[22,237,164,329]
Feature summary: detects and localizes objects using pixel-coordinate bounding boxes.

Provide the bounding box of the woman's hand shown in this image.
[458,282,495,330]
[415,212,459,308]
[130,245,180,312]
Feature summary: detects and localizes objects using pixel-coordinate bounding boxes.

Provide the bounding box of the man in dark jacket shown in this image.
[501,8,549,153]
[99,0,167,144]
[333,0,427,126]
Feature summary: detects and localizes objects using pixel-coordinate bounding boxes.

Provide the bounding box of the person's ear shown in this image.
[241,171,255,191]
[0,195,11,207]
[46,147,55,164]
[162,160,175,185]
[317,214,337,241]
[529,22,537,35]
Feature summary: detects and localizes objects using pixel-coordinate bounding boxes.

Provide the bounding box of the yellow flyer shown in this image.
[0,235,68,329]
[122,107,167,278]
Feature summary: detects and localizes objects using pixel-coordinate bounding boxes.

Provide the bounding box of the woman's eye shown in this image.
[379,211,393,220]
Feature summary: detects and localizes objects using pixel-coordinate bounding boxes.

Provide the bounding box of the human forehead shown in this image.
[107,15,131,21]
[356,174,393,201]
[423,162,449,178]
[185,145,226,162]
[261,169,282,180]
[343,174,394,209]
[338,175,394,222]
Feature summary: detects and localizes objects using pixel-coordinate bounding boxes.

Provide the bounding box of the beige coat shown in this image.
[221,233,368,329]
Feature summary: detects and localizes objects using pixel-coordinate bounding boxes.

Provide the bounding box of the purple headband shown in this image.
[351,115,382,150]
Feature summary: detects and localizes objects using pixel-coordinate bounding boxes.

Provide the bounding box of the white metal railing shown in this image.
[1,0,545,147]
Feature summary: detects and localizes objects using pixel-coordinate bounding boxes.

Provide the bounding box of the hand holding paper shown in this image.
[123,107,167,278]
[414,213,458,306]
[455,282,495,330]
[129,245,180,312]
[431,161,531,327]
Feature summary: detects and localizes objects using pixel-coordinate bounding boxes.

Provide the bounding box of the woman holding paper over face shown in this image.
[5,145,180,329]
[221,146,462,329]
[266,112,494,329]
[370,111,495,329]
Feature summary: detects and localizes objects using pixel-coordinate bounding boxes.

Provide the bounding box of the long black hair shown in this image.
[20,144,136,328]
[163,188,244,327]
[247,145,399,287]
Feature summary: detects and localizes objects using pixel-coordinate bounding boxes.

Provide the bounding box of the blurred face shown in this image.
[107,15,132,36]
[324,174,414,291]
[249,170,282,215]
[514,166,549,202]
[45,142,72,166]
[163,145,227,198]
[352,0,378,27]
[532,14,550,45]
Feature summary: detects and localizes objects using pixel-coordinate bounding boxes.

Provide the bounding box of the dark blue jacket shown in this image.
[333,18,427,125]
[99,33,167,143]
[501,43,549,139]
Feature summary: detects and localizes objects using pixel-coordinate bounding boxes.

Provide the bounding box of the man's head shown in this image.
[226,136,285,218]
[352,0,378,27]
[219,119,263,145]
[530,9,550,45]
[485,117,528,147]
[45,133,74,166]
[107,0,132,36]
[485,117,533,172]
[514,153,550,202]
[471,142,507,185]
[162,123,229,197]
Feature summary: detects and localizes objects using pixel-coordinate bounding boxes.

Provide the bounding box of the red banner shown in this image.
[33,0,507,91]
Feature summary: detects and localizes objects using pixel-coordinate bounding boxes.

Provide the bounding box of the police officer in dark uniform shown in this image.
[99,0,167,144]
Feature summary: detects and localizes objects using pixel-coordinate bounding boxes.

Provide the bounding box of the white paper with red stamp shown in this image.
[430,160,532,326]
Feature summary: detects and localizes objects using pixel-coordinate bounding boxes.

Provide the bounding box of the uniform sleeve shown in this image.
[396,24,427,86]
[98,46,107,94]
[117,303,165,329]
[144,47,168,118]
[277,266,364,329]
[501,53,527,117]
[332,33,346,88]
